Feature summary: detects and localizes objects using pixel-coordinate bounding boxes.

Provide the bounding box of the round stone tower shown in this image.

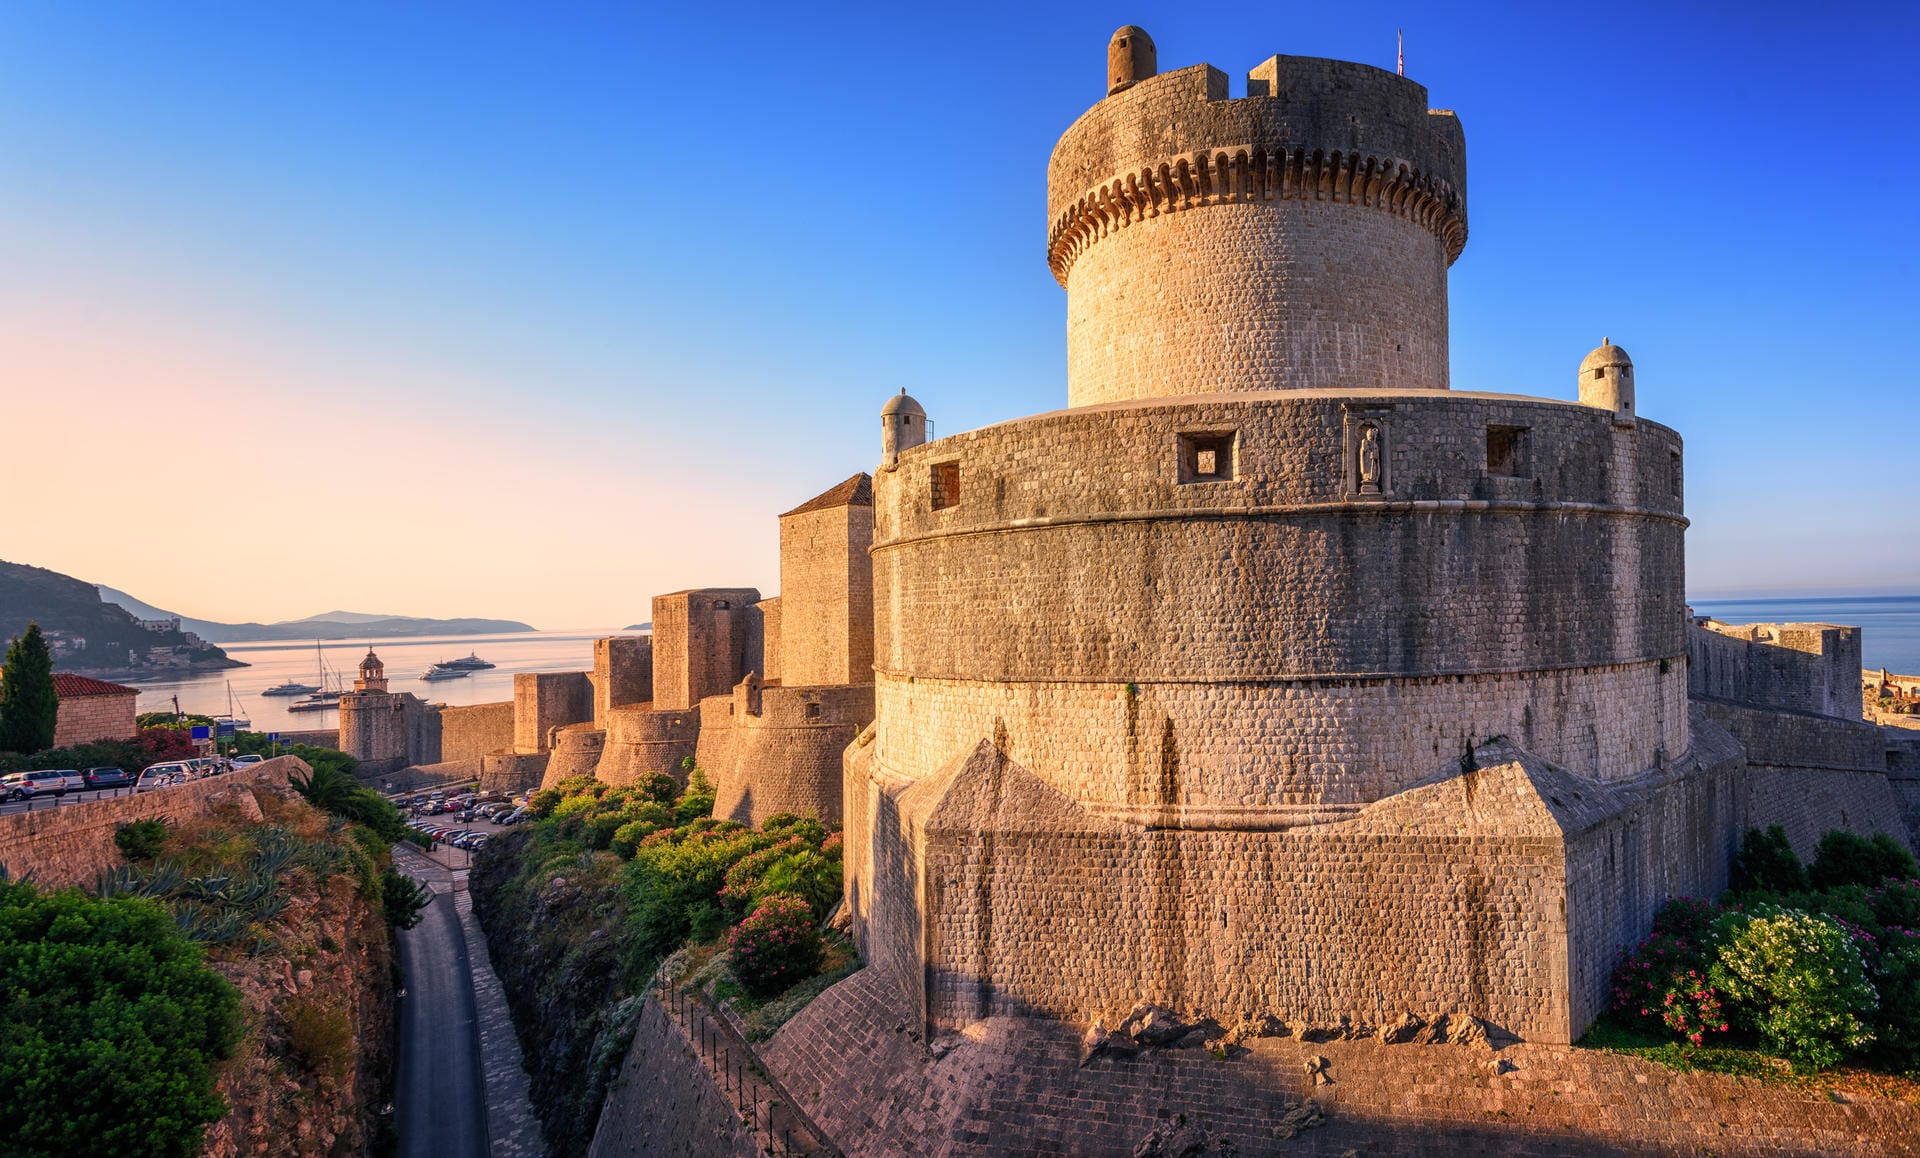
[1050,41,1468,405]
[852,32,1691,1045]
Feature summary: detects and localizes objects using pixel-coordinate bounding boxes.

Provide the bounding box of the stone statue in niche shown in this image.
[1357,423,1382,494]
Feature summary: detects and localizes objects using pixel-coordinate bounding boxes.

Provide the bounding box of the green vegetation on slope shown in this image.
[471,768,852,1157]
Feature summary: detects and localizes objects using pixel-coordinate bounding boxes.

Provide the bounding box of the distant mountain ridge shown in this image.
[95,585,536,643]
[0,560,240,675]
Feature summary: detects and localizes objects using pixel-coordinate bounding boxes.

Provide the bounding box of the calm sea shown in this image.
[129,629,625,733]
[1689,595,1920,677]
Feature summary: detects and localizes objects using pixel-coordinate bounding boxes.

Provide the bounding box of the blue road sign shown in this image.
[191,725,211,740]
[269,732,279,742]
[216,722,236,737]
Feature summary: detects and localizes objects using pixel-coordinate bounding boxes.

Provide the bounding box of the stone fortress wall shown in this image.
[1689,617,1863,719]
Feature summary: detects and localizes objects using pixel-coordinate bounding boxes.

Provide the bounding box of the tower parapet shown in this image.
[1049,43,1468,404]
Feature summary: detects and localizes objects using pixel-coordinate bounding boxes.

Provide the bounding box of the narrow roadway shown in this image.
[394,853,488,1158]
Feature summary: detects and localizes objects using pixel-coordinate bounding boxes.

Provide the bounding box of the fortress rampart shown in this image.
[1689,619,1863,720]
[874,391,1687,811]
[701,682,873,826]
[1049,58,1465,404]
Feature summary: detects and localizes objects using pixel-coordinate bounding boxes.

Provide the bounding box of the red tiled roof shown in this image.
[51,673,140,699]
[781,473,874,518]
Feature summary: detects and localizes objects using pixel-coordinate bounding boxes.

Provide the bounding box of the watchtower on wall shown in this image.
[847,29,1703,1047]
[1050,29,1467,405]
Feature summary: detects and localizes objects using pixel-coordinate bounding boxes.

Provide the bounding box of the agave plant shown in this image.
[94,864,146,899]
[249,827,301,877]
[183,874,235,904]
[251,891,291,923]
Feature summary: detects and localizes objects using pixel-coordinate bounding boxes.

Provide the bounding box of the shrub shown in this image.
[1710,909,1877,1069]
[1610,930,1713,1033]
[1659,968,1730,1048]
[283,997,353,1082]
[609,815,670,859]
[115,818,170,862]
[1870,879,1920,931]
[1809,831,1920,891]
[1870,939,1920,1065]
[676,768,716,823]
[290,765,407,843]
[528,788,565,818]
[0,878,242,1157]
[1730,826,1808,894]
[728,894,821,996]
[628,772,678,804]
[623,825,778,962]
[380,866,433,929]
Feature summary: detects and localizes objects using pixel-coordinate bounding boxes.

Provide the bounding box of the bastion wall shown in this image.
[700,682,873,826]
[513,671,592,754]
[874,391,1687,811]
[594,703,698,788]
[541,723,608,788]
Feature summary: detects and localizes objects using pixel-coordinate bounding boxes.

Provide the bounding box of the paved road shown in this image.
[395,878,488,1158]
[0,784,144,816]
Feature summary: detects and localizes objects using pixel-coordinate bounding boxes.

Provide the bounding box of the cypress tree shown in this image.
[0,623,59,755]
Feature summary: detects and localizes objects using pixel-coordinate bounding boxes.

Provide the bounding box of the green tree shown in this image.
[0,878,242,1157]
[0,622,59,755]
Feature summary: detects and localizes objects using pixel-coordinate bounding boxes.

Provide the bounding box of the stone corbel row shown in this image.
[1048,146,1467,285]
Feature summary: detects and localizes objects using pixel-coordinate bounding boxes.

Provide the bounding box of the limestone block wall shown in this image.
[53,692,137,747]
[651,589,762,711]
[875,391,1687,809]
[585,997,761,1158]
[1688,621,1864,720]
[701,683,874,827]
[592,636,653,725]
[480,751,548,795]
[0,758,297,886]
[540,724,607,787]
[440,701,514,763]
[595,703,698,788]
[854,738,1612,1041]
[1886,729,1920,847]
[1697,698,1911,856]
[756,598,782,685]
[778,501,874,687]
[1048,59,1466,404]
[513,672,592,754]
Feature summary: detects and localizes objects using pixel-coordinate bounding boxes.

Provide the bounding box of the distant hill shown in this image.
[96,585,536,643]
[623,623,652,632]
[0,561,241,675]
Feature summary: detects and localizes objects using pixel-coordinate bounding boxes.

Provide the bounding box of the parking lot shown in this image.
[389,786,530,868]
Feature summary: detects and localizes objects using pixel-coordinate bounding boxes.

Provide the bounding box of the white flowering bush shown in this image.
[1710,909,1878,1069]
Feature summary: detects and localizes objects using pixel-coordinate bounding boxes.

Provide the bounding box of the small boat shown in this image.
[287,696,338,713]
[212,682,251,729]
[434,651,495,670]
[261,680,320,697]
[420,667,472,682]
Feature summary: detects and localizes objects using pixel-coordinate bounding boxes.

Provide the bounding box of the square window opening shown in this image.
[930,461,962,510]
[1178,431,1236,484]
[1486,425,1529,477]
[805,702,822,721]
[1669,450,1682,498]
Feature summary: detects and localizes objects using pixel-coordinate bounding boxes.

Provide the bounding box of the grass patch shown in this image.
[1578,1017,1920,1105]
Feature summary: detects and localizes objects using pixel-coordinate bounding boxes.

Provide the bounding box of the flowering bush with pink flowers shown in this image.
[1658,969,1729,1048]
[728,894,821,996]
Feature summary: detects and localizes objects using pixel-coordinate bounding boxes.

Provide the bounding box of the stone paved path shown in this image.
[393,844,546,1158]
[454,888,546,1158]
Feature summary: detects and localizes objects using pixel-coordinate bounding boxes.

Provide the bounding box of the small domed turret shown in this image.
[1579,337,1635,426]
[881,389,927,469]
[1108,25,1157,95]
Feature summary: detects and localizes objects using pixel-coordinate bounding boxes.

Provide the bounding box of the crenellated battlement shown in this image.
[1047,141,1467,287]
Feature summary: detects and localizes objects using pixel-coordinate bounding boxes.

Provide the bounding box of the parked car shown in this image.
[0,774,37,802]
[7,770,84,796]
[138,762,194,791]
[230,754,265,770]
[83,767,132,789]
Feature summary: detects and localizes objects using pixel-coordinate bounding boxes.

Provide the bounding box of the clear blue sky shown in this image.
[2,1,1914,627]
